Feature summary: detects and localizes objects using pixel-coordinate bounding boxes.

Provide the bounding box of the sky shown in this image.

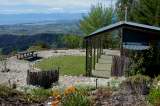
[0,0,117,14]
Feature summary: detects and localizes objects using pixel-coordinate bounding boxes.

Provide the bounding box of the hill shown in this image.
[0,20,83,35]
[0,13,85,25]
[0,19,84,54]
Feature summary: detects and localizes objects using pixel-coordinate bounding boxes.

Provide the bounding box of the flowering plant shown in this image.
[51,85,90,106]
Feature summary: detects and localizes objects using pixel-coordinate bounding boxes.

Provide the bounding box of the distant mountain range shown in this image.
[0,20,83,35]
[0,13,86,25]
[0,13,85,54]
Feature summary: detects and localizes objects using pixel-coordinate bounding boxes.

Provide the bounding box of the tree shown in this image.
[80,4,113,35]
[132,0,160,26]
[28,42,50,51]
[116,0,138,21]
[116,0,160,26]
[62,35,83,49]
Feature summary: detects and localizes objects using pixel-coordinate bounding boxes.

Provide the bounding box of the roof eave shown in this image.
[84,21,160,40]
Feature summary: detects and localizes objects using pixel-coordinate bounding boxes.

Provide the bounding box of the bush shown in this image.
[0,85,22,98]
[128,45,160,78]
[0,85,51,104]
[52,86,91,106]
[121,74,151,95]
[148,88,160,106]
[28,42,50,51]
[61,88,91,106]
[24,87,52,103]
[62,35,83,49]
[153,75,160,87]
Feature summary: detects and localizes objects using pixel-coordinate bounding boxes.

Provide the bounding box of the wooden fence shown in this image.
[111,56,130,77]
[27,69,59,88]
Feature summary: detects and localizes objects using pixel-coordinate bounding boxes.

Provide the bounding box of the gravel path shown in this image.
[58,75,125,88]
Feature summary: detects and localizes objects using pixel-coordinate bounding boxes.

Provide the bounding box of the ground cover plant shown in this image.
[37,56,85,76]
[0,85,52,105]
[148,88,160,106]
[147,75,160,106]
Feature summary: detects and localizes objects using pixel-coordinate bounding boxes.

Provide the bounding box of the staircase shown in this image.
[92,54,112,78]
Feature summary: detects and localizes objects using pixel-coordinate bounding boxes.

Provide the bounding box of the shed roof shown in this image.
[85,21,160,39]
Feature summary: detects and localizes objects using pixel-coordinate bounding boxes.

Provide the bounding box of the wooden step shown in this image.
[98,58,112,64]
[100,55,112,60]
[95,63,112,71]
[92,70,111,78]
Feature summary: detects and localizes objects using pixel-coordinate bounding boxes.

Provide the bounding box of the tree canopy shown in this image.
[116,0,160,26]
[132,0,160,26]
[80,4,113,35]
[62,35,83,49]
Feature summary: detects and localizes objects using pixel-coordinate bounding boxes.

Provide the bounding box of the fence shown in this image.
[27,69,59,88]
[111,56,130,77]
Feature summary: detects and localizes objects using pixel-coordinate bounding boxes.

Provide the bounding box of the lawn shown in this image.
[36,56,85,76]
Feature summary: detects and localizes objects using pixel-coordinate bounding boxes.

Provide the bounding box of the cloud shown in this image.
[0,0,116,14]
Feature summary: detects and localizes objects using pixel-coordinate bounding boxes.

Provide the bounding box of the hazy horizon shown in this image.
[0,0,117,14]
[0,0,117,25]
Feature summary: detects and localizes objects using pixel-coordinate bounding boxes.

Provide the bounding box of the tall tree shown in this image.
[62,35,82,49]
[80,4,113,35]
[132,0,160,26]
[116,0,138,21]
[116,0,160,26]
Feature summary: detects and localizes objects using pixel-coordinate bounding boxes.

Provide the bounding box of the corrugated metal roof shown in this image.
[85,21,160,39]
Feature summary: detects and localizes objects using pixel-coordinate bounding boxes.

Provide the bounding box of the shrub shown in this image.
[121,74,151,95]
[153,75,160,88]
[28,42,50,51]
[128,45,160,78]
[0,85,22,98]
[61,90,90,106]
[148,88,160,106]
[25,88,52,103]
[52,86,91,106]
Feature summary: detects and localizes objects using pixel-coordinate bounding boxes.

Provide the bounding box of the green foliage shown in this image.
[62,35,83,49]
[25,88,52,103]
[145,75,160,105]
[0,85,20,98]
[153,75,160,87]
[126,74,151,84]
[132,0,160,26]
[148,88,160,106]
[61,88,91,106]
[0,85,51,103]
[75,85,96,91]
[80,4,113,35]
[36,56,85,76]
[122,75,151,95]
[28,42,50,51]
[116,0,137,21]
[116,0,160,26]
[127,45,160,77]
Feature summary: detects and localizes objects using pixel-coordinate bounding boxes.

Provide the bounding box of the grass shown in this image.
[36,56,85,76]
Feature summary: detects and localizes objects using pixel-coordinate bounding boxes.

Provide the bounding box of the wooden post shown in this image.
[86,39,92,76]
[93,39,96,70]
[89,39,92,76]
[120,28,124,74]
[96,38,99,63]
[86,39,89,76]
